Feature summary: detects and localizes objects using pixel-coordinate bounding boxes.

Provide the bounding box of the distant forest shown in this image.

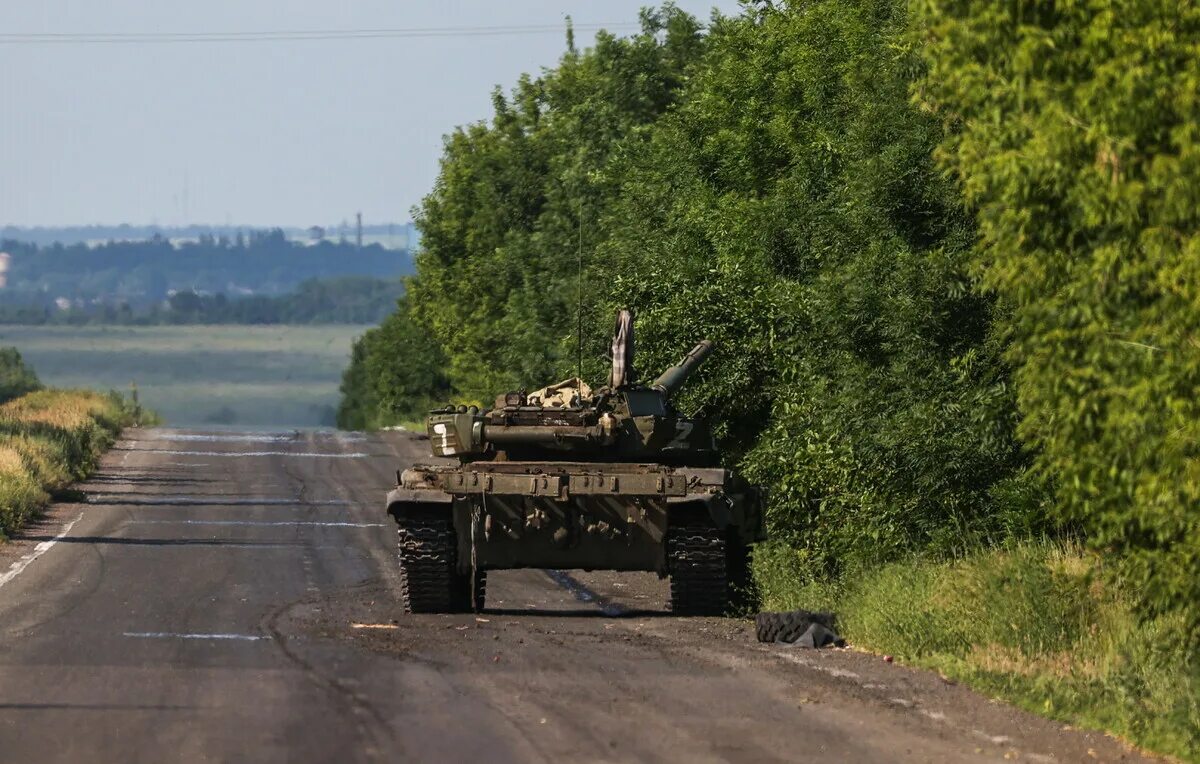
[0,276,404,326]
[0,229,413,304]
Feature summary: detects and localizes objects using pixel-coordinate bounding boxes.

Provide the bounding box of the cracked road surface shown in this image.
[0,429,1155,762]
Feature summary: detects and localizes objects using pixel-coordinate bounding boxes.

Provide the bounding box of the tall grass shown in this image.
[0,389,147,538]
[755,542,1199,760]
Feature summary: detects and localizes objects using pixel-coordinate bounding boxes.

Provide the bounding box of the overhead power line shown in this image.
[0,23,641,46]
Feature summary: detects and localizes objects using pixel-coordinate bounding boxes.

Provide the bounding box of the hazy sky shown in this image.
[0,1,741,228]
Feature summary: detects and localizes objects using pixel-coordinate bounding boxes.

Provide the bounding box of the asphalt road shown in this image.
[0,429,1155,763]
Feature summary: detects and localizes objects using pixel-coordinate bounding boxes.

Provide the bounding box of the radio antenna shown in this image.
[576,197,584,383]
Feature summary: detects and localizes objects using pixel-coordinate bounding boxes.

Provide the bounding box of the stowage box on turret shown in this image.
[386,311,766,615]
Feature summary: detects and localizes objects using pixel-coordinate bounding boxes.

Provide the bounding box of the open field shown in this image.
[0,325,369,428]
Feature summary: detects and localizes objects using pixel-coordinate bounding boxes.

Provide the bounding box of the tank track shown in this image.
[667,522,729,616]
[396,515,485,613]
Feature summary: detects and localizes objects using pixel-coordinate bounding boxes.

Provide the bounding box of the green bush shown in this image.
[915,0,1200,620]
[0,347,42,403]
[337,298,450,429]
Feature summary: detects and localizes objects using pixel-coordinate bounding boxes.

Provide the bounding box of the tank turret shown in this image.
[425,332,717,464]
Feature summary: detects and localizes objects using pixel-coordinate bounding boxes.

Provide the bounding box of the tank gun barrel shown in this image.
[651,340,714,399]
[483,424,606,446]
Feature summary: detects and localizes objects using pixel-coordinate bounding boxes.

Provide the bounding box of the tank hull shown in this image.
[387,461,764,614]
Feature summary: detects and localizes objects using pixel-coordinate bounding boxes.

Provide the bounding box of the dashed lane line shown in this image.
[123,632,267,641]
[85,496,355,506]
[127,519,386,528]
[774,650,861,679]
[115,449,372,459]
[141,433,300,444]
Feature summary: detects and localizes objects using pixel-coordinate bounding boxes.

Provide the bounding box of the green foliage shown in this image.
[337,297,449,429]
[0,347,42,403]
[914,0,1200,619]
[755,540,1199,760]
[408,7,706,402]
[595,0,1030,574]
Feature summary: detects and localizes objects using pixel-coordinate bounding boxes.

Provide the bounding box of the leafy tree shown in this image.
[596,0,1030,573]
[0,348,42,403]
[337,297,450,429]
[408,7,707,402]
[916,0,1200,617]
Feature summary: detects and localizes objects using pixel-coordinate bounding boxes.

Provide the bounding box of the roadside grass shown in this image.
[0,389,148,538]
[754,541,1199,761]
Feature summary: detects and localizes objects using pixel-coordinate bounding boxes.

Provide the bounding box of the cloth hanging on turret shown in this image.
[609,309,635,389]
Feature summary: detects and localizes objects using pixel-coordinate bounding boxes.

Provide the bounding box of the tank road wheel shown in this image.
[397,514,467,614]
[667,522,729,616]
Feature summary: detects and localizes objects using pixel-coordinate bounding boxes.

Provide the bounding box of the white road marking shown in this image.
[165,543,350,549]
[972,731,1013,745]
[145,433,299,444]
[123,449,369,458]
[128,520,386,528]
[123,632,266,641]
[775,651,861,679]
[0,512,84,591]
[86,495,354,506]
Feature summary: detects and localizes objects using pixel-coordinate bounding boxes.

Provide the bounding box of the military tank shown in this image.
[386,311,765,615]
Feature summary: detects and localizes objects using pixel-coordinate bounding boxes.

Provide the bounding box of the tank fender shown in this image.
[386,486,452,522]
[666,493,733,529]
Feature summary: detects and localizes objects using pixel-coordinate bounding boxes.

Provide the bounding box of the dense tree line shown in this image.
[341,2,1198,630]
[0,229,412,303]
[0,277,404,326]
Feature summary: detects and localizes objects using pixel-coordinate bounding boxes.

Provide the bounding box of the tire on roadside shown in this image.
[754,610,838,644]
